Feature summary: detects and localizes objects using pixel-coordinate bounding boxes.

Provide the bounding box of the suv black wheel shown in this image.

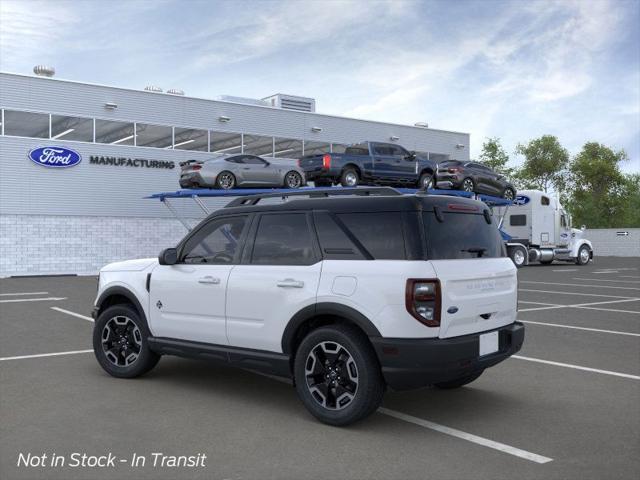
[294,325,384,426]
[216,171,236,189]
[434,370,483,389]
[284,171,303,189]
[93,304,160,378]
[340,168,359,187]
[461,177,475,192]
[418,172,434,190]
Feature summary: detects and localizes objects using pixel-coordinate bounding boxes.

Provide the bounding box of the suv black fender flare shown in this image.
[281,302,381,354]
[94,286,147,324]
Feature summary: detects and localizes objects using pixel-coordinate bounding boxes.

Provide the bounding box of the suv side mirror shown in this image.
[159,248,178,265]
[405,151,416,160]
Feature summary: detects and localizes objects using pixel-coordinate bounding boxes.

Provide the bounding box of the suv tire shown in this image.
[461,177,475,192]
[434,370,484,389]
[340,168,359,187]
[294,324,384,426]
[93,304,160,378]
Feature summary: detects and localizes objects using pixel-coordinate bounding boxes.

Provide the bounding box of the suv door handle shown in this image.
[277,279,304,288]
[198,276,220,285]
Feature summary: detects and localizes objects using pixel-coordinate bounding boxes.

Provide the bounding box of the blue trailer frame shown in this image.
[146,187,512,232]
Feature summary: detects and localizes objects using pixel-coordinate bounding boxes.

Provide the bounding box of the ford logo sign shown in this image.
[28,146,82,168]
[513,195,530,206]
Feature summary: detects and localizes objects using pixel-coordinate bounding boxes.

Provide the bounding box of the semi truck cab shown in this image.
[495,190,593,267]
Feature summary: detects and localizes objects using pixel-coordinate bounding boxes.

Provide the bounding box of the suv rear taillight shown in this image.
[448,167,460,173]
[405,279,441,327]
[192,165,202,171]
[322,154,331,169]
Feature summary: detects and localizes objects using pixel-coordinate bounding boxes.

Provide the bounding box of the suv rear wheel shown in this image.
[294,325,383,426]
[461,177,475,192]
[93,304,160,378]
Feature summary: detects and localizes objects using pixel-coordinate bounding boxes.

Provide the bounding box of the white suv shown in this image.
[92,188,524,426]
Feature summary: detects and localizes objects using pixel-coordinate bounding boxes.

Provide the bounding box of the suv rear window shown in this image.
[337,212,405,260]
[423,212,504,259]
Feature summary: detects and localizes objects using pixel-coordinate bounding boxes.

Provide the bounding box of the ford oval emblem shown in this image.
[447,306,459,314]
[28,146,82,168]
[513,195,530,206]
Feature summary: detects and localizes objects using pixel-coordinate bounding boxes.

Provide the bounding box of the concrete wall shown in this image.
[586,228,640,257]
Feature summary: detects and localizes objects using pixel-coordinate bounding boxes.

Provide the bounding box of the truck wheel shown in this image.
[216,171,236,190]
[434,370,483,389]
[576,245,591,265]
[461,177,475,192]
[418,172,434,190]
[340,168,359,187]
[508,245,527,268]
[294,324,384,426]
[93,304,160,379]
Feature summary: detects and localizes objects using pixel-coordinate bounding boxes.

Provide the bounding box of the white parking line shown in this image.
[519,320,640,337]
[0,297,67,303]
[573,278,640,284]
[518,297,640,313]
[620,275,640,279]
[552,269,578,272]
[0,291,49,296]
[0,349,93,362]
[513,356,640,380]
[378,408,553,464]
[519,289,638,299]
[521,281,640,291]
[518,301,559,306]
[51,307,94,322]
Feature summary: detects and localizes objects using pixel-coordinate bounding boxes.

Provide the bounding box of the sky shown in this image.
[1,0,639,172]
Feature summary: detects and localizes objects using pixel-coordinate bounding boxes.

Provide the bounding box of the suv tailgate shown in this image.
[430,258,517,338]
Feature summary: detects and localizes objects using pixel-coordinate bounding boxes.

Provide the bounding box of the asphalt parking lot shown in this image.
[1,256,639,480]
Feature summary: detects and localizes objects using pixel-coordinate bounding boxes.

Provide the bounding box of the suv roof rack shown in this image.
[225,187,402,207]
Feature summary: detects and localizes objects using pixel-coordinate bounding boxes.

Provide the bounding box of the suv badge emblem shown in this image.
[156,300,163,309]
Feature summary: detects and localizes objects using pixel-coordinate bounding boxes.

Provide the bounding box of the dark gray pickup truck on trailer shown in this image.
[299,141,437,188]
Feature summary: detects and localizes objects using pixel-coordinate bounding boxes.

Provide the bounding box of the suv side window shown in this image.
[313,212,366,260]
[181,215,248,264]
[337,212,405,260]
[388,145,408,157]
[251,213,317,265]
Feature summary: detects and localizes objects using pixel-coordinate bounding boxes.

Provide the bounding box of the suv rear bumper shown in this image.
[370,322,524,391]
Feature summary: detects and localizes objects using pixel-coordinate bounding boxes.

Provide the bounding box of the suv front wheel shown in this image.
[294,325,384,426]
[93,304,160,378]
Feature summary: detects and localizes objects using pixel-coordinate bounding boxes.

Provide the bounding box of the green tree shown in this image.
[479,137,512,175]
[515,135,569,193]
[566,142,638,228]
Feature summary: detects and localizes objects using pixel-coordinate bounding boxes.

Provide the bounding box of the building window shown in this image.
[173,127,208,151]
[135,123,173,149]
[244,134,274,156]
[303,141,331,156]
[51,114,94,142]
[95,119,135,145]
[273,137,303,159]
[210,131,243,154]
[3,110,49,138]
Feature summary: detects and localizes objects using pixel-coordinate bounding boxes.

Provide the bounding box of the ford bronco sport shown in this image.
[92,188,524,426]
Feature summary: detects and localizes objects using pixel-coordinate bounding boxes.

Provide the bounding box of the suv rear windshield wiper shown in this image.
[460,247,488,258]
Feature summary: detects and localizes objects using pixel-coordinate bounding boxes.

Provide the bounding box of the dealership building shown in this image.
[0,69,470,277]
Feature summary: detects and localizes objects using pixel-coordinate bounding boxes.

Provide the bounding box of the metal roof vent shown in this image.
[167,88,185,96]
[144,85,163,93]
[262,94,316,113]
[33,65,55,77]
